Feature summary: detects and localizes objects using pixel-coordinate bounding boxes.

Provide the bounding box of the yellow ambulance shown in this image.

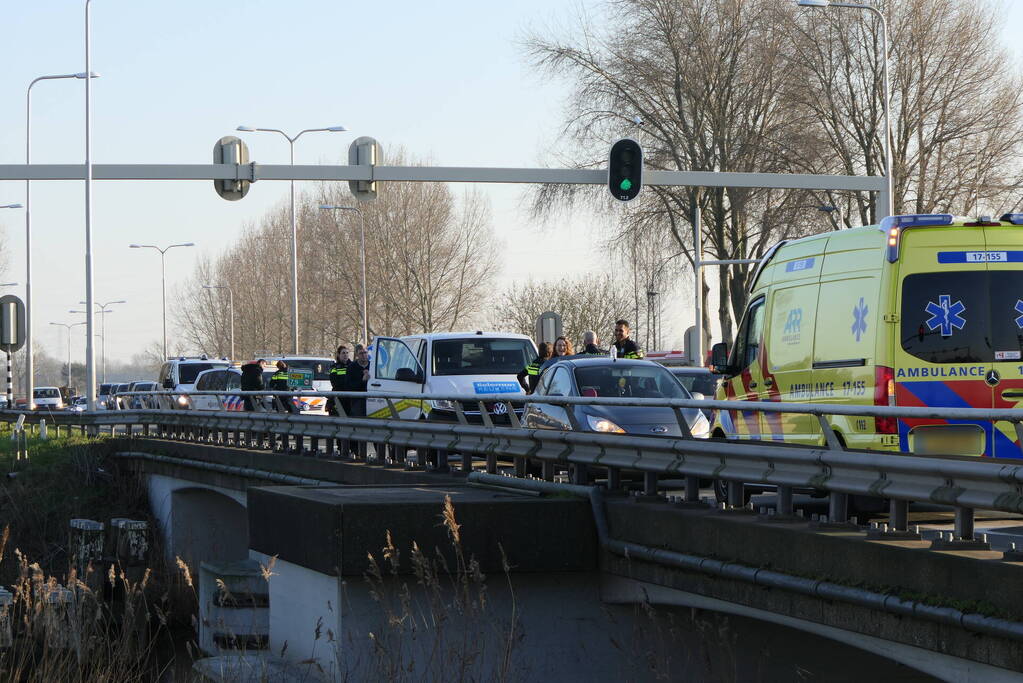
[710,213,1023,459]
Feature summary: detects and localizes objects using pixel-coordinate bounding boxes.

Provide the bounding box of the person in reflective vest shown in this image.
[269,360,297,414]
[517,342,551,393]
[612,319,644,359]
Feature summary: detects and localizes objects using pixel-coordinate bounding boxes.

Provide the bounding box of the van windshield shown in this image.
[432,339,535,376]
[179,363,224,384]
[901,271,1023,363]
[33,389,59,399]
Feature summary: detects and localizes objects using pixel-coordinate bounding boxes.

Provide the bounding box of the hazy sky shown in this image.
[1,1,1022,366]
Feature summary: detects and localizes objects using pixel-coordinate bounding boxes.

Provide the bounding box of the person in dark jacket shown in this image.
[517,342,551,393]
[327,345,351,457]
[239,360,264,411]
[612,319,644,359]
[581,330,606,355]
[346,346,371,459]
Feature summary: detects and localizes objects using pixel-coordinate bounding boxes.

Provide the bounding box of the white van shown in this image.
[368,332,537,424]
[32,386,64,411]
[157,357,231,408]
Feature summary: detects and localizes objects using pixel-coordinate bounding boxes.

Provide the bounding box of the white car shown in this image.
[157,356,231,409]
[368,331,537,424]
[33,386,64,411]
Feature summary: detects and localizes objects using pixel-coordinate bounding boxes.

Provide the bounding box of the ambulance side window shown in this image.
[733,298,767,371]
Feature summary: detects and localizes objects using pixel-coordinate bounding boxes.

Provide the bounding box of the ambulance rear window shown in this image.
[900,271,1023,363]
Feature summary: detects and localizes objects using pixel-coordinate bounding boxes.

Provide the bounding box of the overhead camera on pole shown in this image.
[608,138,643,202]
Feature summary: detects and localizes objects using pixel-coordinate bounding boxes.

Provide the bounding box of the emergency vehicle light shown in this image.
[1000,213,1023,225]
[880,214,955,263]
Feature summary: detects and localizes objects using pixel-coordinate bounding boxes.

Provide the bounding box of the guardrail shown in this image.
[7,389,1023,548]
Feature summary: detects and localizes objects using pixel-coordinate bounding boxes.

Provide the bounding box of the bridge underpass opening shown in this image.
[169,487,249,573]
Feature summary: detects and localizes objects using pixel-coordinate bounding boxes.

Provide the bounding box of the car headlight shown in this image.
[430,399,456,410]
[177,395,190,407]
[690,412,710,439]
[586,414,625,433]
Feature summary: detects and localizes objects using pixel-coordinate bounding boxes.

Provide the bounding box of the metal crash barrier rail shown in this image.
[5,389,1023,546]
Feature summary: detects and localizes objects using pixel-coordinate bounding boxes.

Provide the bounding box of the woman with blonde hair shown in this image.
[553,336,574,358]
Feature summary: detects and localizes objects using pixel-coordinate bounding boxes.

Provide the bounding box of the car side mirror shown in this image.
[162,378,174,389]
[711,342,730,375]
[394,367,424,384]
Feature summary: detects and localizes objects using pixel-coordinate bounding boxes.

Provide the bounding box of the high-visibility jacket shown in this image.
[613,339,644,360]
[517,359,545,393]
[328,362,348,392]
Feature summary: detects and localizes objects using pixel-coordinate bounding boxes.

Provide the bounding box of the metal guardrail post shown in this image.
[513,456,526,478]
[541,460,555,482]
[607,467,621,492]
[571,463,588,486]
[829,492,849,524]
[461,451,472,474]
[644,472,658,497]
[890,499,909,531]
[727,481,744,508]
[777,485,794,516]
[685,474,700,503]
[955,507,975,541]
[485,452,497,474]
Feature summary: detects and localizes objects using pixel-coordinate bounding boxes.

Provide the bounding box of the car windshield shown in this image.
[98,384,112,396]
[574,365,689,399]
[33,388,59,398]
[432,338,535,376]
[671,371,719,395]
[281,359,331,381]
[179,363,224,384]
[900,271,1023,363]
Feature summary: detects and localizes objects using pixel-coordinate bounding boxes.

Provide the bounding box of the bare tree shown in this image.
[525,0,820,340]
[491,274,634,348]
[175,153,500,357]
[787,0,1023,222]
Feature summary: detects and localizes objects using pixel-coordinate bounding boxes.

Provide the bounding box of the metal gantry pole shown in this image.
[84,0,96,411]
[692,193,703,366]
[26,72,96,416]
[289,139,298,354]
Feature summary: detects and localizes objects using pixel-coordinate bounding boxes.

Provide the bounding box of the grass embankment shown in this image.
[0,430,193,681]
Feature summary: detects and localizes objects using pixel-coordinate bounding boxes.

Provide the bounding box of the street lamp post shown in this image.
[202,285,234,359]
[27,71,99,417]
[797,0,893,219]
[318,205,369,345]
[129,244,194,359]
[71,300,122,383]
[50,321,86,390]
[84,0,98,410]
[237,125,347,354]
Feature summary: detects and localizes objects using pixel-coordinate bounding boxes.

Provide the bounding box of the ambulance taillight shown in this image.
[874,366,897,434]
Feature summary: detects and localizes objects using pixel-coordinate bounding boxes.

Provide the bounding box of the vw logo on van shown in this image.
[986,369,1001,387]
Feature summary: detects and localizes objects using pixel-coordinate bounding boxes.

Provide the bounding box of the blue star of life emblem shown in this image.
[925,294,966,337]
[1015,300,1023,329]
[851,297,868,342]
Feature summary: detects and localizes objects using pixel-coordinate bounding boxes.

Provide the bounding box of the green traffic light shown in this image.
[619,178,633,191]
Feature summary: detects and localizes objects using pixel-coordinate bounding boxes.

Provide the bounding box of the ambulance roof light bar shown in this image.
[880,214,955,263]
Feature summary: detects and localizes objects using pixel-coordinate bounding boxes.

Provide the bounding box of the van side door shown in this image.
[367,337,426,419]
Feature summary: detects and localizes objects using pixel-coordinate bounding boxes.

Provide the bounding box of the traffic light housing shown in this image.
[608,138,643,201]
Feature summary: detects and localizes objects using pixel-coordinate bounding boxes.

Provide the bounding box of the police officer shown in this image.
[517,342,551,393]
[327,346,350,415]
[581,330,605,355]
[612,319,644,359]
[327,345,351,457]
[268,360,296,451]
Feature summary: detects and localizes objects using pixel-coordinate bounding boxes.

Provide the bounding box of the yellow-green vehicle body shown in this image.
[712,214,1023,459]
